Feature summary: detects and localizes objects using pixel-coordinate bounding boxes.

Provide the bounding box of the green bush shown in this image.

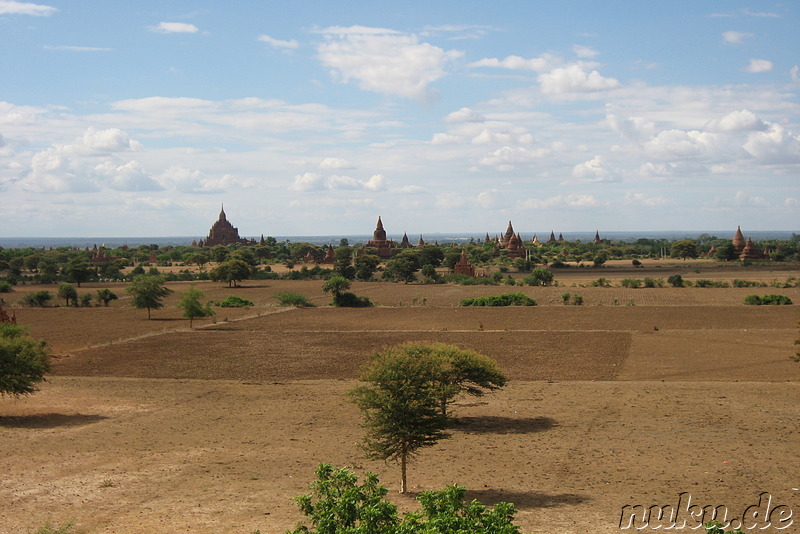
[522,268,554,286]
[667,274,684,287]
[460,293,536,307]
[643,277,663,288]
[0,281,13,293]
[620,278,642,288]
[443,274,499,286]
[732,279,764,288]
[695,279,730,288]
[335,292,373,307]
[22,291,53,307]
[591,277,610,287]
[219,295,255,307]
[744,294,793,305]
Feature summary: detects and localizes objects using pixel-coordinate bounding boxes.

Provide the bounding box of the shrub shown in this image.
[744,294,793,306]
[22,291,53,307]
[667,274,684,287]
[591,277,610,287]
[460,293,536,307]
[522,268,554,286]
[572,295,584,305]
[561,292,571,304]
[643,277,663,288]
[733,279,764,288]
[549,259,567,268]
[443,274,499,286]
[0,281,13,293]
[335,292,373,307]
[620,278,642,288]
[219,295,255,307]
[273,292,313,307]
[695,279,730,288]
[631,259,642,266]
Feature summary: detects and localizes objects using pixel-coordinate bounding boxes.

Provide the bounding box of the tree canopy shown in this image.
[0,323,51,398]
[127,274,172,319]
[177,285,214,328]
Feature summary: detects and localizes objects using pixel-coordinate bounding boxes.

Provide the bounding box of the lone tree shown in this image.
[127,274,172,319]
[177,285,215,328]
[210,259,252,287]
[0,323,51,398]
[322,276,372,307]
[57,283,78,307]
[350,346,450,493]
[96,288,118,307]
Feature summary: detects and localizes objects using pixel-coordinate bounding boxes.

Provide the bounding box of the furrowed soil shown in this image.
[2,260,799,533]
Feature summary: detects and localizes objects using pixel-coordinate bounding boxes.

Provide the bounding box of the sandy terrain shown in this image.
[1,262,799,533]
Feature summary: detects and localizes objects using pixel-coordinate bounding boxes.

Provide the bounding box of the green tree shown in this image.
[670,239,698,259]
[322,276,351,306]
[355,254,381,281]
[96,288,118,307]
[714,242,738,261]
[64,260,92,287]
[127,274,172,319]
[57,283,78,307]
[523,268,554,286]
[350,348,450,493]
[288,464,522,534]
[333,246,356,279]
[383,255,418,283]
[210,259,252,287]
[0,323,51,398]
[177,285,215,328]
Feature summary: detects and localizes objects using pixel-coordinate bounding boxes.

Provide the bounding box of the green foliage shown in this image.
[743,294,793,305]
[30,520,75,534]
[79,293,93,307]
[443,274,498,286]
[273,292,314,308]
[591,277,611,287]
[732,279,765,288]
[522,268,554,286]
[57,283,78,307]
[354,254,381,281]
[0,281,13,293]
[288,464,521,534]
[561,292,571,304]
[703,520,745,534]
[0,323,51,398]
[210,259,253,287]
[323,277,372,307]
[670,239,698,259]
[667,274,684,287]
[383,255,418,283]
[643,277,663,288]
[631,259,642,266]
[96,289,118,307]
[620,278,642,288]
[22,290,53,307]
[572,294,584,305]
[219,295,255,307]
[460,293,536,307]
[177,285,215,328]
[695,279,730,288]
[127,274,172,319]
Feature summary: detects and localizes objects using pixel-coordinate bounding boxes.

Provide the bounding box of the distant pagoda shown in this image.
[198,205,255,247]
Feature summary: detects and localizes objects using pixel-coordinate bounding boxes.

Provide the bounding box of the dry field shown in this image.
[1,261,799,533]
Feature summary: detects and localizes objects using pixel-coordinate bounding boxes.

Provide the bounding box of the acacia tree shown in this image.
[350,348,450,493]
[0,323,51,398]
[57,283,78,307]
[127,274,172,319]
[96,288,118,307]
[177,286,214,328]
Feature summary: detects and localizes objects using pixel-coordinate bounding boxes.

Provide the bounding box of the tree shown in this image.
[355,254,381,281]
[210,259,252,287]
[333,246,355,279]
[96,288,118,307]
[57,283,78,307]
[321,276,350,306]
[670,239,698,259]
[523,268,554,286]
[288,464,522,534]
[0,323,51,398]
[383,255,418,283]
[715,242,738,261]
[177,285,215,328]
[127,274,172,319]
[63,260,91,287]
[350,348,450,493]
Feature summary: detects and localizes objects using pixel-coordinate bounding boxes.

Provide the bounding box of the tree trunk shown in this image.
[147,307,151,320]
[400,449,407,493]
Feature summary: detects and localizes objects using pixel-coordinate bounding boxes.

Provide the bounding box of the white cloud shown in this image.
[607,111,656,141]
[733,191,770,207]
[706,109,767,132]
[158,166,230,193]
[538,64,620,94]
[518,194,599,210]
[430,133,462,145]
[743,123,800,164]
[722,31,753,44]
[93,160,163,192]
[315,26,462,100]
[791,65,799,82]
[469,53,560,73]
[445,107,485,123]
[570,155,615,183]
[744,58,773,73]
[150,22,200,34]
[257,34,299,50]
[292,172,324,192]
[476,189,504,209]
[624,192,669,207]
[0,1,55,16]
[573,45,599,58]
[363,174,387,191]
[319,157,353,170]
[479,146,551,168]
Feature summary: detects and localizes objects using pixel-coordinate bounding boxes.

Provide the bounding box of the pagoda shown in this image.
[200,205,255,247]
[322,244,335,264]
[732,226,746,254]
[452,249,476,277]
[366,216,394,258]
[739,237,762,260]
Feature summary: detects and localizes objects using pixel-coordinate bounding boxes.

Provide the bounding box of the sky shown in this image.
[1,0,798,238]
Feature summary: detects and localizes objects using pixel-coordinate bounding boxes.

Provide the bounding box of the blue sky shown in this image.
[1,1,798,238]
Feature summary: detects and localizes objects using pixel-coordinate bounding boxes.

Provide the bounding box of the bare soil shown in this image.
[1,262,799,533]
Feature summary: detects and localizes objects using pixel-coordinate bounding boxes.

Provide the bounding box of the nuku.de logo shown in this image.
[619,492,793,530]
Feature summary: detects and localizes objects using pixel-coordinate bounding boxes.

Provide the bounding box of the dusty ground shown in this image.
[1,261,799,533]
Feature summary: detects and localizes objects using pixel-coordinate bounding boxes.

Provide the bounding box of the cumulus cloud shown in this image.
[538,64,620,94]
[257,34,299,50]
[476,189,504,209]
[93,160,163,192]
[479,146,551,168]
[607,111,656,141]
[158,166,238,193]
[570,155,615,183]
[706,109,767,132]
[315,26,462,100]
[430,133,462,145]
[291,172,324,191]
[292,171,387,192]
[572,45,599,58]
[624,192,669,206]
[150,22,200,34]
[445,107,485,123]
[319,157,353,170]
[469,53,560,72]
[744,58,773,73]
[722,31,753,44]
[518,194,599,210]
[743,123,800,164]
[363,174,387,191]
[0,1,56,16]
[732,190,770,207]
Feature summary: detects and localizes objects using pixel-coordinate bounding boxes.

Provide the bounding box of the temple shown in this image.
[366,216,395,258]
[732,226,746,255]
[198,205,255,247]
[452,249,476,277]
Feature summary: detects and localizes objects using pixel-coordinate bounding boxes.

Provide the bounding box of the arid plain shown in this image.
[2,260,799,533]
